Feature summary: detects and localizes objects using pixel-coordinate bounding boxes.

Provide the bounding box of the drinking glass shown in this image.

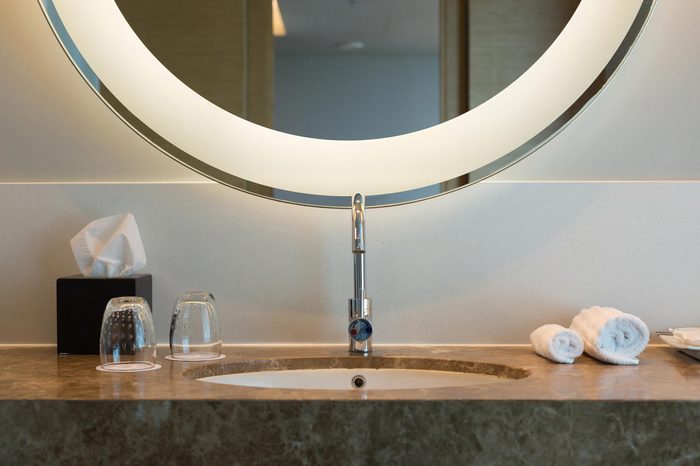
[99,296,157,372]
[169,291,222,361]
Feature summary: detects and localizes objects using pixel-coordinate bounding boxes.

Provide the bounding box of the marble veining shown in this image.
[2,400,700,465]
[2,346,700,464]
[1,345,700,401]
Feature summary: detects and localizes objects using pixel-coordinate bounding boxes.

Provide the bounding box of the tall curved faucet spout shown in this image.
[349,193,372,353]
[352,193,366,301]
[352,193,365,254]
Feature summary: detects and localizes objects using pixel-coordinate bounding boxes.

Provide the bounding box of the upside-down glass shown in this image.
[169,292,222,361]
[99,296,157,372]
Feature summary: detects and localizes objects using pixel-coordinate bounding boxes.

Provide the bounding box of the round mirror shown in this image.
[115,0,582,141]
[40,0,654,207]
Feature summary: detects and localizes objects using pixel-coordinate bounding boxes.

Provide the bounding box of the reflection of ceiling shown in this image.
[276,0,439,55]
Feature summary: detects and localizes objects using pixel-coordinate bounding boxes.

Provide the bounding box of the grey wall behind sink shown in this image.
[0,1,699,343]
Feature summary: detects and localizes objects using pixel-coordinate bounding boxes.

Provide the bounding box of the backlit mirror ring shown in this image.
[40,0,655,208]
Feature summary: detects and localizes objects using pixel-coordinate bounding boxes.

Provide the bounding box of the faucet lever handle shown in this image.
[349,318,373,343]
[352,193,365,253]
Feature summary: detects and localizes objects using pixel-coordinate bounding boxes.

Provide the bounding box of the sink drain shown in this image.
[351,374,366,390]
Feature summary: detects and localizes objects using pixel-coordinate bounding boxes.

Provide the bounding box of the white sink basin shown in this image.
[189,356,529,391]
[198,368,513,390]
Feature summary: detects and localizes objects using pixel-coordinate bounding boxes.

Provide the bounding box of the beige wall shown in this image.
[4,181,700,345]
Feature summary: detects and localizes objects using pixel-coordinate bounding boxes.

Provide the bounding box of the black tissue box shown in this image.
[56,274,152,355]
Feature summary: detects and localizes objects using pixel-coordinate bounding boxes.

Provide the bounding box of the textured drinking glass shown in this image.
[99,297,157,372]
[169,292,222,361]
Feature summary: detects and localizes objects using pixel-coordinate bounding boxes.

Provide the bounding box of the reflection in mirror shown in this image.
[115,0,579,140]
[43,0,651,206]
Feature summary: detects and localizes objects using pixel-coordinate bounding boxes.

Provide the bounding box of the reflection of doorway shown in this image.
[274,0,441,140]
[440,0,581,122]
[116,0,580,137]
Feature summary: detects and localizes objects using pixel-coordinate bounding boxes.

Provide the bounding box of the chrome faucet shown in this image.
[348,193,372,353]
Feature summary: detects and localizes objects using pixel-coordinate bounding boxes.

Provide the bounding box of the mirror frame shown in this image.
[40,0,655,208]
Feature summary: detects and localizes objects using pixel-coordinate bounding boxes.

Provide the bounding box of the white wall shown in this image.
[4,181,700,345]
[499,0,700,181]
[0,1,200,182]
[1,1,699,344]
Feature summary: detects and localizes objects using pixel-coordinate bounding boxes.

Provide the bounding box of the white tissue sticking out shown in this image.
[70,213,147,277]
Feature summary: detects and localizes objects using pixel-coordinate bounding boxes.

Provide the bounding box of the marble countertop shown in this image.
[1,344,699,401]
[5,345,700,464]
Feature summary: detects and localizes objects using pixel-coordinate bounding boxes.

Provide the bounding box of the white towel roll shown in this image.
[530,324,584,364]
[570,306,649,365]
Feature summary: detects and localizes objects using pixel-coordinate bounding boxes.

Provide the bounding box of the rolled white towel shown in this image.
[570,306,649,365]
[530,324,584,364]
